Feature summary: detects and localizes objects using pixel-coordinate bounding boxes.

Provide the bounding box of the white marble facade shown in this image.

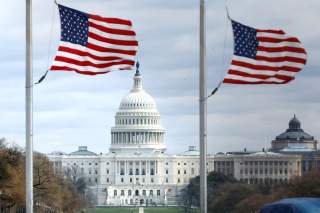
[48,69,214,206]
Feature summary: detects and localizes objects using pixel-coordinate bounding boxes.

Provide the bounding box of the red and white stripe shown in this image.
[224,29,307,84]
[51,15,138,75]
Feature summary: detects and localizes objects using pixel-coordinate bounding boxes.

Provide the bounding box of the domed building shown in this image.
[271,115,320,175]
[48,67,215,206]
[110,68,166,154]
[271,115,317,152]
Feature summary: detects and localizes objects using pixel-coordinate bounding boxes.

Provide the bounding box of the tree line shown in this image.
[0,138,92,212]
[180,170,320,213]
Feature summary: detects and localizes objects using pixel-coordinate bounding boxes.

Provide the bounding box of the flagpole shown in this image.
[26,0,34,212]
[199,0,207,213]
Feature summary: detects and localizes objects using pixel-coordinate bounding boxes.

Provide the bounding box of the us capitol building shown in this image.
[48,67,320,206]
[48,68,215,206]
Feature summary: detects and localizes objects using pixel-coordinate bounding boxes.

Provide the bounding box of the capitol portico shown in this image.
[47,66,320,206]
[48,67,215,206]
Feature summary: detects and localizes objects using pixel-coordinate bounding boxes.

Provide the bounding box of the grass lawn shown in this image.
[83,207,198,213]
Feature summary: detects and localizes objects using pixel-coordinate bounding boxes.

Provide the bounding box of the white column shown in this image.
[125,160,127,176]
[142,132,145,144]
[133,132,135,144]
[156,161,158,174]
[145,132,147,144]
[128,132,131,143]
[139,160,142,178]
[145,133,147,143]
[117,161,120,174]
[127,132,129,143]
[127,132,129,144]
[146,132,148,143]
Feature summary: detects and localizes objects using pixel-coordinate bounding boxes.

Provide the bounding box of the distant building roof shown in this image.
[178,146,200,156]
[69,146,97,156]
[48,151,66,156]
[280,147,315,152]
[226,150,256,155]
[249,151,282,156]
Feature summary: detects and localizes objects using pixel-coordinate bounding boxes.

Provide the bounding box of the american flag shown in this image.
[50,4,138,75]
[223,20,307,84]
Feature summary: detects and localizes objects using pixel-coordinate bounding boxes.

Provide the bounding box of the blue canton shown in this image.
[232,20,258,59]
[59,5,89,46]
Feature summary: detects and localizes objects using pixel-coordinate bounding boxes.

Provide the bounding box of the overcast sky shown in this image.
[0,0,319,154]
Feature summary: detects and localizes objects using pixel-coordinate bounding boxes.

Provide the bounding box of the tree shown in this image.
[0,141,25,209]
[208,183,258,213]
[211,170,320,212]
[180,171,238,212]
[64,164,82,183]
[0,140,90,212]
[285,170,320,197]
[236,193,274,213]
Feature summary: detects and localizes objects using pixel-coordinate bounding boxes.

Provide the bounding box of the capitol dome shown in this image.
[118,70,158,112]
[119,91,156,111]
[110,65,166,154]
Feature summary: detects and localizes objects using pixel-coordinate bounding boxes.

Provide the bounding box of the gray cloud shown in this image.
[0,0,319,155]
